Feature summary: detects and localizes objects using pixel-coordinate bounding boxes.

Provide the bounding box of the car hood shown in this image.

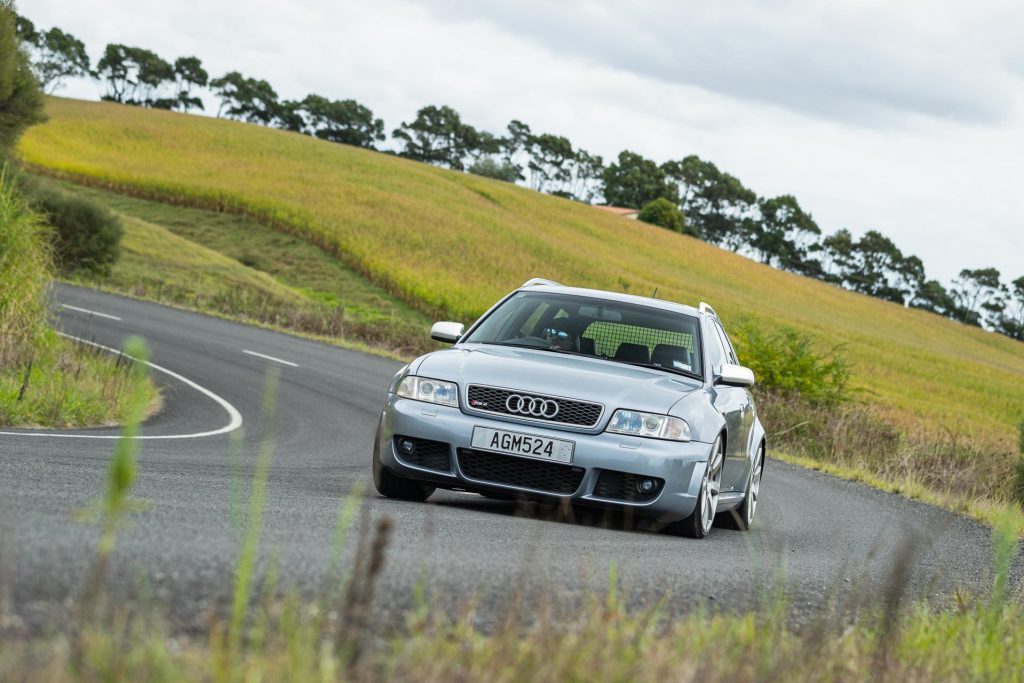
[416,344,701,415]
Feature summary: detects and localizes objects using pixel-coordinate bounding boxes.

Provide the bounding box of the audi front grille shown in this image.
[465,385,603,427]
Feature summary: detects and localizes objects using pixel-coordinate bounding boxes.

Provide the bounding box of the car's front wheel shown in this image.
[372,426,435,502]
[724,444,763,531]
[670,436,724,539]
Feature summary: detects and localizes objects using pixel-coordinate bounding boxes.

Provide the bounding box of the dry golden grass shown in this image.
[18,97,1024,449]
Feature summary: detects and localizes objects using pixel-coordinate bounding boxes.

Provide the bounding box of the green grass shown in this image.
[19,97,1024,453]
[0,168,157,428]
[0,328,161,428]
[38,175,429,329]
[29,174,435,355]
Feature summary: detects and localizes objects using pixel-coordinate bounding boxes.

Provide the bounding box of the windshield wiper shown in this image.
[537,346,602,358]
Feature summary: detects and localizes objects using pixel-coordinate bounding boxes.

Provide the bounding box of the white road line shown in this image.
[0,333,244,440]
[242,349,300,368]
[60,304,122,321]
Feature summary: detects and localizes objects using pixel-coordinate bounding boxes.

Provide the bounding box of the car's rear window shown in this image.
[463,291,703,378]
[582,321,697,369]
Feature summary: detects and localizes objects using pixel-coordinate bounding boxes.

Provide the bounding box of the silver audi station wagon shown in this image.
[372,279,765,538]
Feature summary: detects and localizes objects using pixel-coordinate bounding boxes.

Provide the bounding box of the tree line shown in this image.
[14,13,1023,341]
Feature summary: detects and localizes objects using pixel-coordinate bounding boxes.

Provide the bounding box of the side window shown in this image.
[706,320,728,372]
[714,321,738,364]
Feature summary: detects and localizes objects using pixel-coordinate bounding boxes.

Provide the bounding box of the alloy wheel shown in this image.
[700,439,724,534]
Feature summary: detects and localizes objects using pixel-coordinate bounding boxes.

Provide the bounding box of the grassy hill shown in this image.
[18,97,1024,452]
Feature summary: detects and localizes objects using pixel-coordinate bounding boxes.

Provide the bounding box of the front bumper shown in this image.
[377,396,715,523]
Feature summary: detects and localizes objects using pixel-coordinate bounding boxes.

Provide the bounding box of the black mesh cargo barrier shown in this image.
[457,448,585,495]
[394,436,452,472]
[466,385,603,427]
[593,470,664,502]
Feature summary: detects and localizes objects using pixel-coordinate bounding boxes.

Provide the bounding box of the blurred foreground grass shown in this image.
[1,349,1022,683]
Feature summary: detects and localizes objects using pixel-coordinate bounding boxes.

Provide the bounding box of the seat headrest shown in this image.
[651,344,691,370]
[613,342,650,364]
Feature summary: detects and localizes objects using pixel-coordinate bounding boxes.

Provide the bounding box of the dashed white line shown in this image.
[60,304,122,321]
[0,333,244,440]
[242,349,300,368]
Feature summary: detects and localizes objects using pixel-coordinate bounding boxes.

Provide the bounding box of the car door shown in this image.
[706,318,749,492]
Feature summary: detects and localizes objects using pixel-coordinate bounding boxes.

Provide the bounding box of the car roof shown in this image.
[515,284,704,318]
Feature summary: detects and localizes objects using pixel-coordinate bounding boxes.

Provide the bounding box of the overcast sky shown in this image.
[25,0,1024,284]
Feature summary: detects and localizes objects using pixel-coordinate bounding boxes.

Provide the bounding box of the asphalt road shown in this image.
[2,284,1019,631]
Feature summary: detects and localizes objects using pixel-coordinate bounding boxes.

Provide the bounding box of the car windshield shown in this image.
[463,291,703,379]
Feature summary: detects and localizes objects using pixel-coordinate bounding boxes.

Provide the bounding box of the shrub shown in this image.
[468,157,520,182]
[31,187,123,275]
[731,320,850,406]
[638,197,685,232]
[0,168,50,366]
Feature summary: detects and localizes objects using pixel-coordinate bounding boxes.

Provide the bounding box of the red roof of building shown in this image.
[594,205,639,216]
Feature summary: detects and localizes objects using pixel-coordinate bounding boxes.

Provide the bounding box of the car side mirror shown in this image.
[430,321,464,344]
[716,363,755,388]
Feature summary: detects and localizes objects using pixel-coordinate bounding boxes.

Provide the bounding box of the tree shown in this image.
[96,44,173,106]
[95,44,131,102]
[0,1,45,151]
[820,229,856,284]
[271,99,305,132]
[392,105,480,170]
[911,279,955,316]
[28,27,90,94]
[298,95,385,148]
[525,132,574,193]
[209,71,280,125]
[750,195,821,273]
[896,255,927,306]
[172,56,207,112]
[664,155,757,245]
[13,12,35,45]
[498,119,532,181]
[638,198,686,233]
[467,129,501,164]
[844,230,909,303]
[601,150,675,209]
[992,276,1024,341]
[566,149,604,204]
[951,267,1005,327]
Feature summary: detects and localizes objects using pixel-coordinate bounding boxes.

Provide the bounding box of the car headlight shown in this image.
[396,376,458,407]
[606,410,691,442]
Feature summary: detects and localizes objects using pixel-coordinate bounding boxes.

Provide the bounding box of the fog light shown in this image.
[399,438,416,455]
[637,478,657,494]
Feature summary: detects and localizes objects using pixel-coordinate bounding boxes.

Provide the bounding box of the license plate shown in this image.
[471,426,575,464]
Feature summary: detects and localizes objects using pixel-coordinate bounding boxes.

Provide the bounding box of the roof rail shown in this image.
[521,278,563,288]
[698,301,718,318]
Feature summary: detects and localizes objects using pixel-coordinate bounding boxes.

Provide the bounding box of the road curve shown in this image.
[2,284,1019,630]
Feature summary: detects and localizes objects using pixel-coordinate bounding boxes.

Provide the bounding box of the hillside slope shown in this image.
[19,97,1024,447]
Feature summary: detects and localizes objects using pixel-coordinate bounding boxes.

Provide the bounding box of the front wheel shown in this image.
[670,436,724,539]
[724,444,763,531]
[372,427,435,502]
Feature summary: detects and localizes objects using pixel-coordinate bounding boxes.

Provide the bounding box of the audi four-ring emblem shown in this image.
[505,394,560,418]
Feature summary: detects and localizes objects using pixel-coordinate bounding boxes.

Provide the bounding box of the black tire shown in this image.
[722,444,764,531]
[669,436,724,539]
[372,427,435,502]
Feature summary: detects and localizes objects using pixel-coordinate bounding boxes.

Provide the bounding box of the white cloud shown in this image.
[23,0,1024,284]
